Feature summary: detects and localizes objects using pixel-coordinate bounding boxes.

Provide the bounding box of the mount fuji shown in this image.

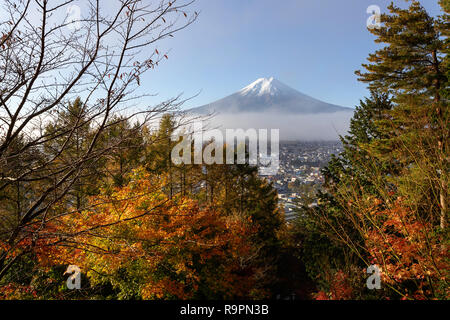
[187,77,352,115]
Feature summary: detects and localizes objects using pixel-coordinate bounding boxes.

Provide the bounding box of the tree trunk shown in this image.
[432,49,446,229]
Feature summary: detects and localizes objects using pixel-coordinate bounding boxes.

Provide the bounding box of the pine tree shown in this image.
[44,97,101,210]
[356,1,448,229]
[102,116,145,188]
[298,1,449,299]
[145,114,179,198]
[293,92,393,298]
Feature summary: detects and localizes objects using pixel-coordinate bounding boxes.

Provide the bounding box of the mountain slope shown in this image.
[188,77,352,114]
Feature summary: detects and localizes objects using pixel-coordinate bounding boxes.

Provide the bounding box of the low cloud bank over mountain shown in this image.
[206,111,353,141]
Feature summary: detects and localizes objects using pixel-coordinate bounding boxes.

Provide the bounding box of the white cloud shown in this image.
[205,111,353,141]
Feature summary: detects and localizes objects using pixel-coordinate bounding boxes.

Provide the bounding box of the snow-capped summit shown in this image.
[188,77,351,114]
[239,77,289,97]
[238,77,301,98]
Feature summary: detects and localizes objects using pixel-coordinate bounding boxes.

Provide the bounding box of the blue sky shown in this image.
[140,0,443,110]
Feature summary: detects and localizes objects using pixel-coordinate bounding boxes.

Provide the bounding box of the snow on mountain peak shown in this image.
[188,77,352,115]
[239,77,283,97]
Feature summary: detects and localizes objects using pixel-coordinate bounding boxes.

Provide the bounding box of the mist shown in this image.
[202,111,354,141]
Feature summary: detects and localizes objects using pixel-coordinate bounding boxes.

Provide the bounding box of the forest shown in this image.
[0,0,448,300]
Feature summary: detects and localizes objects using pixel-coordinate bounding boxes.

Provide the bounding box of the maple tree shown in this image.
[0,0,197,281]
[3,168,264,299]
[363,197,449,299]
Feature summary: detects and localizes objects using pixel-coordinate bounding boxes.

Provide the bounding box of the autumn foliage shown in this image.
[363,198,449,299]
[314,270,353,300]
[1,0,449,301]
[1,168,264,299]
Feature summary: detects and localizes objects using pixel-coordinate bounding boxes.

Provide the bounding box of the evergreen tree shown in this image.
[297,1,449,299]
[44,97,101,210]
[294,92,394,299]
[145,114,180,198]
[356,1,448,229]
[102,116,145,188]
